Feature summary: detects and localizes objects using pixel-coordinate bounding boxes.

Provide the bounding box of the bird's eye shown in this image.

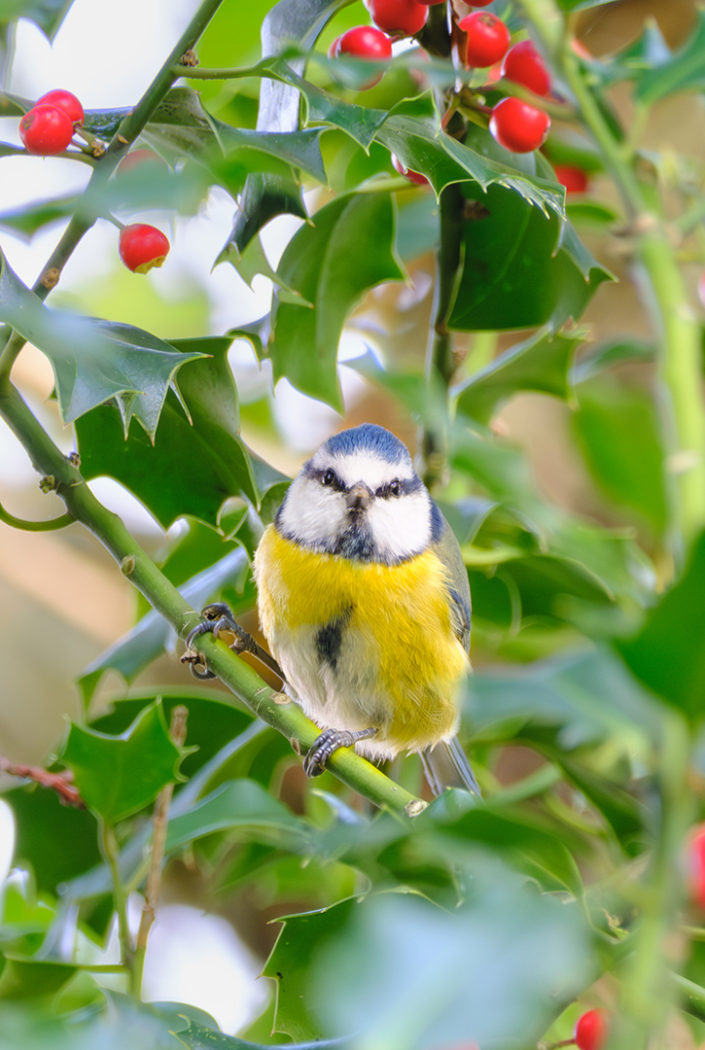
[322,468,336,487]
[389,479,401,497]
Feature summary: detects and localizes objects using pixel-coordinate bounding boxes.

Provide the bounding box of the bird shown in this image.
[251,423,480,796]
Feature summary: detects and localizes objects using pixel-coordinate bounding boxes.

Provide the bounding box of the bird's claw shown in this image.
[303,727,377,777]
[181,602,284,681]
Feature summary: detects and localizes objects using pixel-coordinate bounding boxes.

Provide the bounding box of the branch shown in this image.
[0,381,422,817]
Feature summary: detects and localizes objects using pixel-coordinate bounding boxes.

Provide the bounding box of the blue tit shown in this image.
[254,423,480,796]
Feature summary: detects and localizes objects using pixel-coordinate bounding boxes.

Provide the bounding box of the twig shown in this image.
[0,755,83,807]
[131,705,188,998]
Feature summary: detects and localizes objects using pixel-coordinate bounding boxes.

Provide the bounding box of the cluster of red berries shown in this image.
[18,89,170,274]
[19,89,84,156]
[328,0,590,191]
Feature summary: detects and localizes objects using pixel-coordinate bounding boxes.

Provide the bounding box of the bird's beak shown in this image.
[346,482,372,514]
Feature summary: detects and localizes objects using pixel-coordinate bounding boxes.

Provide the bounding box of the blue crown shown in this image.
[323,424,411,464]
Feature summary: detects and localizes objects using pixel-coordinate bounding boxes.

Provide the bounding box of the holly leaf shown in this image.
[0,0,75,38]
[615,531,705,720]
[60,700,185,823]
[269,864,592,1046]
[448,181,611,331]
[75,337,259,528]
[376,95,565,218]
[455,328,585,423]
[165,779,310,852]
[635,10,705,105]
[269,192,405,408]
[139,86,220,162]
[0,251,203,435]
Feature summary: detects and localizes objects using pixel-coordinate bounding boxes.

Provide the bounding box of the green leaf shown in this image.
[448,182,611,331]
[616,531,705,719]
[571,378,668,536]
[61,700,184,823]
[75,337,259,528]
[278,863,592,1046]
[262,899,358,1041]
[222,0,348,257]
[166,779,310,852]
[0,252,203,435]
[455,328,585,423]
[376,95,565,217]
[0,0,75,37]
[269,192,405,408]
[0,957,77,999]
[635,11,705,104]
[213,123,327,185]
[139,87,220,162]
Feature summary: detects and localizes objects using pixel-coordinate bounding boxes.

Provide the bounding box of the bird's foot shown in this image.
[303,726,378,777]
[181,602,284,680]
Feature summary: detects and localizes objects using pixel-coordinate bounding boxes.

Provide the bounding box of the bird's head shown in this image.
[275,424,440,564]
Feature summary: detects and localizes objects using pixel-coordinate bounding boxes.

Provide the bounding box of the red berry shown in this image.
[118,224,170,274]
[19,104,74,155]
[502,40,551,96]
[489,96,550,153]
[459,11,510,67]
[687,824,705,906]
[116,148,168,175]
[391,153,428,184]
[554,163,589,194]
[36,88,84,125]
[574,1008,609,1050]
[365,0,427,36]
[337,24,393,59]
[334,26,393,88]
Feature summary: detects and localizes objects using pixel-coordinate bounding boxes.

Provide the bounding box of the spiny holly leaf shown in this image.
[615,531,705,720]
[376,95,564,217]
[222,0,348,257]
[448,181,610,331]
[635,10,705,105]
[0,251,203,435]
[272,864,592,1046]
[139,87,220,162]
[61,700,185,823]
[455,328,585,423]
[75,337,259,528]
[213,123,327,185]
[0,0,75,38]
[269,192,405,408]
[166,779,310,853]
[571,378,668,536]
[263,899,358,1041]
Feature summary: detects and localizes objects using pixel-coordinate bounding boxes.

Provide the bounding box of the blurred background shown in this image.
[0,0,703,1033]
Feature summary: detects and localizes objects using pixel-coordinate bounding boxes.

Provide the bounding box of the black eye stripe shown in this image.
[314,467,346,492]
[375,477,421,499]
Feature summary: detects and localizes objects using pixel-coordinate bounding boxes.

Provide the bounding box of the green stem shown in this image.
[0,499,73,531]
[0,381,422,816]
[421,183,464,490]
[100,820,133,969]
[0,0,227,385]
[619,715,693,1046]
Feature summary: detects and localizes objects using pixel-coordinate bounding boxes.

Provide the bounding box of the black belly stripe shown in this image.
[315,607,352,673]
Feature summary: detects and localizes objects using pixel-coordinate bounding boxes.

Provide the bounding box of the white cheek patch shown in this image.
[277,475,348,547]
[310,448,414,491]
[366,490,432,561]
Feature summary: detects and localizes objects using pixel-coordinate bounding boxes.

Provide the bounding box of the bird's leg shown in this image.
[181,602,284,681]
[303,726,378,777]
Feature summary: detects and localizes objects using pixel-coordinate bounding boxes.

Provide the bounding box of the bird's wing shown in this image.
[430,502,472,654]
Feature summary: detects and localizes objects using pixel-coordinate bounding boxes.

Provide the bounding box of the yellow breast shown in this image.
[253,525,468,754]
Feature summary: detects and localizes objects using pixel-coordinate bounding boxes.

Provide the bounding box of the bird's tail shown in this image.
[420,737,482,798]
